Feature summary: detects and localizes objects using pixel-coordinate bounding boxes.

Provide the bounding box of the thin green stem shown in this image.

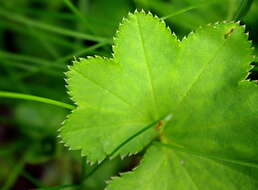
[0,91,74,110]
[0,50,65,77]
[232,0,254,20]
[27,102,171,189]
[0,50,64,69]
[161,2,213,20]
[8,6,112,26]
[1,42,107,79]
[64,0,94,34]
[1,151,28,190]
[27,26,60,59]
[13,7,77,21]
[2,43,107,81]
[0,7,111,43]
[54,42,107,64]
[22,170,45,188]
[82,124,159,180]
[1,59,63,78]
[83,114,172,180]
[0,20,77,49]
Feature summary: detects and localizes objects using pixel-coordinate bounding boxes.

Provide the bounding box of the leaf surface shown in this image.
[61,12,180,162]
[107,144,258,190]
[60,11,258,189]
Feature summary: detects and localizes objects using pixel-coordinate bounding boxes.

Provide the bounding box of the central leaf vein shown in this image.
[136,16,159,119]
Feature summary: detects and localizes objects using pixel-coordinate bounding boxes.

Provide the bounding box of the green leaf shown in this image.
[107,143,258,190]
[60,11,179,162]
[164,80,258,165]
[60,11,258,188]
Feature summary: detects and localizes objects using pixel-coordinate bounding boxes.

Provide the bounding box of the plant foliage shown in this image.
[60,11,258,189]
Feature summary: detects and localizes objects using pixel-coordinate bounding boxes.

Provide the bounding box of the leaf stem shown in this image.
[83,113,172,180]
[0,91,74,110]
[110,114,172,159]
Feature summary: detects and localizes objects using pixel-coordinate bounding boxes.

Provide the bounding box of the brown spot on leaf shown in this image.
[224,28,235,39]
[156,120,163,131]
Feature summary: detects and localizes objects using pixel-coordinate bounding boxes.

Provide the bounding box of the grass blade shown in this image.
[0,91,74,110]
[0,7,111,43]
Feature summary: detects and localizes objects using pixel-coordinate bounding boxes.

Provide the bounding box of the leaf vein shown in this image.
[73,68,145,118]
[176,39,228,110]
[135,16,159,119]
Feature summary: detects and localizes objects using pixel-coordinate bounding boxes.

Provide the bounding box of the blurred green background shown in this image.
[0,0,257,189]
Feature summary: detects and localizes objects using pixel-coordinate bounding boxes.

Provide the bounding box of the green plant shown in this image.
[0,0,257,189]
[60,11,258,189]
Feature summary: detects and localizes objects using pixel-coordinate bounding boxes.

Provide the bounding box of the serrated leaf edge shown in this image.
[59,10,257,165]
